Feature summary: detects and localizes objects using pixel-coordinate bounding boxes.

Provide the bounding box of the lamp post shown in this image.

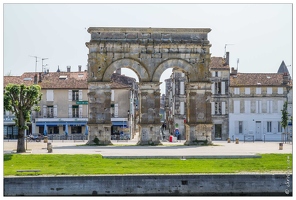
[127,110,130,139]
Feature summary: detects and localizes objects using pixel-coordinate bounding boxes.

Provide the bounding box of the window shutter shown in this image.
[180,82,185,95]
[47,90,54,101]
[267,101,270,113]
[218,71,221,77]
[211,102,215,115]
[53,105,57,118]
[221,82,225,94]
[278,100,283,113]
[68,105,72,118]
[68,90,72,101]
[79,90,83,100]
[79,105,82,118]
[114,104,118,117]
[111,90,114,101]
[270,101,273,113]
[222,102,226,115]
[211,83,215,94]
[43,105,47,118]
[212,71,215,77]
[180,102,185,115]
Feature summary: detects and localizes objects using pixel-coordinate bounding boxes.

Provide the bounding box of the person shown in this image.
[175,129,180,142]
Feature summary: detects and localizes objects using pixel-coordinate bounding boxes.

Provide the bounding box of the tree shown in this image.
[4,84,42,153]
[281,101,288,134]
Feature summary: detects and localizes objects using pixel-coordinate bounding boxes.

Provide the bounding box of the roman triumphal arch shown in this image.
[86,27,212,145]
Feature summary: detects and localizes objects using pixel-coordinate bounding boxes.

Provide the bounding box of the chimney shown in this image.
[230,67,237,75]
[47,69,49,74]
[225,52,229,65]
[38,73,42,82]
[78,65,82,72]
[283,72,289,85]
[67,66,71,72]
[34,74,38,84]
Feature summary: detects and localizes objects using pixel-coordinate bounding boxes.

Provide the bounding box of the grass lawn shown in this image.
[4,153,292,176]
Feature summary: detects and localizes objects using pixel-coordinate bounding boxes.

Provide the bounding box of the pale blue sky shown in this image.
[3,3,293,93]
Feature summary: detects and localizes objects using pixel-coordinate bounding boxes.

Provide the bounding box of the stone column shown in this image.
[87,82,112,145]
[137,82,162,145]
[184,82,212,145]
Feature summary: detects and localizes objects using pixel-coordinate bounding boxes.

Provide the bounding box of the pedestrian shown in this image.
[175,129,180,142]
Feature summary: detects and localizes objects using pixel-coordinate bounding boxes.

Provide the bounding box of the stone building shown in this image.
[228,61,292,141]
[209,53,230,140]
[3,66,138,141]
[165,70,187,139]
[86,27,213,145]
[4,66,89,139]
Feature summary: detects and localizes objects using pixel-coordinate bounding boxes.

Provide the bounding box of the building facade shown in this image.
[209,53,230,141]
[228,63,292,141]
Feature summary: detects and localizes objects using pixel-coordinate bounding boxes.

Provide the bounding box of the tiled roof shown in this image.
[230,73,284,86]
[4,71,88,89]
[4,71,134,90]
[111,73,136,86]
[209,57,229,70]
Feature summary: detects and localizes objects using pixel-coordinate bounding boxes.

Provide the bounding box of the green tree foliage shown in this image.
[4,84,42,153]
[281,101,288,134]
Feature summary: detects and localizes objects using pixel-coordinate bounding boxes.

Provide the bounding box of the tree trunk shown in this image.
[17,111,26,153]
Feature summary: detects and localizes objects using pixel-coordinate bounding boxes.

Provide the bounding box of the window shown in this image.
[278,100,284,113]
[215,102,222,115]
[245,100,251,113]
[234,100,240,114]
[72,105,79,118]
[239,121,243,133]
[266,100,273,113]
[72,90,79,101]
[71,126,82,134]
[267,121,272,133]
[256,87,261,94]
[267,87,272,94]
[47,106,54,118]
[256,100,262,113]
[48,126,59,134]
[234,88,240,95]
[278,122,283,132]
[278,87,283,94]
[245,88,250,95]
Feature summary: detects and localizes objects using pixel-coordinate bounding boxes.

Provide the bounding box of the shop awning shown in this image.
[36,121,87,126]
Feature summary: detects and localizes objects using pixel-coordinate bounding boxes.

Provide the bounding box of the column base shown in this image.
[137,123,162,145]
[184,123,212,145]
[86,124,113,145]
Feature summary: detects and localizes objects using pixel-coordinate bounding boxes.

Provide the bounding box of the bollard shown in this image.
[227,138,231,143]
[47,143,53,153]
[235,138,239,144]
[44,136,48,143]
[279,143,283,150]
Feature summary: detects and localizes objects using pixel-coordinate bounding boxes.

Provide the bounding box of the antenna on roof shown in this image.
[237,58,239,72]
[224,44,234,58]
[29,55,41,73]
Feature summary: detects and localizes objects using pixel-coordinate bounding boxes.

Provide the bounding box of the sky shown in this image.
[2,1,294,94]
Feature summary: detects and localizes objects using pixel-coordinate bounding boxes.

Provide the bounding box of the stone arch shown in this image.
[152,59,196,82]
[102,58,150,82]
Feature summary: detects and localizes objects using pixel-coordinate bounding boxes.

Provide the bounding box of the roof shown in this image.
[230,73,284,87]
[111,73,136,86]
[4,71,135,90]
[209,57,229,70]
[4,71,88,89]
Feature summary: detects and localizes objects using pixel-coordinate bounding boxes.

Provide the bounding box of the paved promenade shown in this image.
[3,138,292,158]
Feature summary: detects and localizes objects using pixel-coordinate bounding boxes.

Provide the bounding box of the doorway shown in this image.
[255,121,262,140]
[215,124,222,139]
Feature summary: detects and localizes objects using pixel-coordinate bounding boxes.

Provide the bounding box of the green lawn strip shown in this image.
[4,154,291,176]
